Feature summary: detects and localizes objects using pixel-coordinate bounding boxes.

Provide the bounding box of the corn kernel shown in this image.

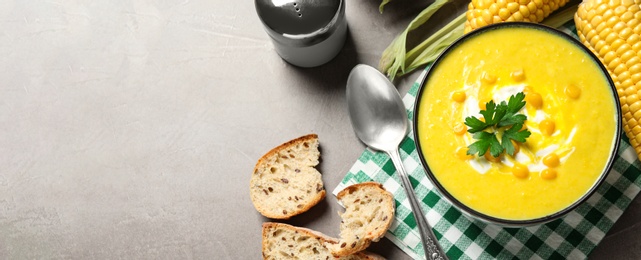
[530,1,539,11]
[526,92,543,108]
[511,69,526,82]
[499,9,511,20]
[479,99,488,110]
[631,100,641,112]
[512,163,529,178]
[482,10,493,23]
[519,5,531,17]
[482,72,497,84]
[507,2,519,13]
[453,122,467,135]
[539,119,556,136]
[489,4,499,15]
[484,152,502,163]
[456,147,475,160]
[565,84,582,99]
[475,17,488,27]
[541,168,558,180]
[543,5,551,15]
[512,12,524,21]
[535,9,544,21]
[542,153,560,167]
[452,91,467,102]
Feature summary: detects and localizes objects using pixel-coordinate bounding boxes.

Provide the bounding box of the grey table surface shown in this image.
[1,0,640,259]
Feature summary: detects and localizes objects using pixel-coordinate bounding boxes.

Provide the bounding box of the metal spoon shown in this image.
[346,64,448,260]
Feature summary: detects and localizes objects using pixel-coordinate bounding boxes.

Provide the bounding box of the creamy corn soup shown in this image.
[416,26,618,220]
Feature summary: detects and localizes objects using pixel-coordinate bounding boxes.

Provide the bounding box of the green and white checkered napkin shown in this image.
[334,22,641,259]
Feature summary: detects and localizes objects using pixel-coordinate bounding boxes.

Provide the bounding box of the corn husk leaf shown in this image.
[404,13,465,75]
[378,0,452,81]
[379,0,393,13]
[541,4,579,28]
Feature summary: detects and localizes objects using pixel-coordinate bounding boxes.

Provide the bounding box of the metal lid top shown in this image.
[255,0,343,46]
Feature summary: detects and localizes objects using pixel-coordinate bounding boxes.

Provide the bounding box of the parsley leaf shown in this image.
[464,92,532,157]
[467,132,491,156]
[498,114,527,127]
[480,100,507,126]
[464,116,487,133]
[501,123,531,155]
[498,92,527,127]
[468,132,504,157]
[506,92,527,113]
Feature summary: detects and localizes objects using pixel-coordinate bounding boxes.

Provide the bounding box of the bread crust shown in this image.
[250,134,325,219]
[330,182,395,256]
[261,222,385,260]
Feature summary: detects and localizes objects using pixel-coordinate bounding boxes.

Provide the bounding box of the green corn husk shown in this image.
[379,2,580,81]
[378,0,452,81]
[402,13,465,76]
[379,0,393,13]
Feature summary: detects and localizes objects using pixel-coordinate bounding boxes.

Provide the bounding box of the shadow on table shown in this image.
[258,198,331,228]
[367,236,407,259]
[285,199,330,227]
[283,27,360,92]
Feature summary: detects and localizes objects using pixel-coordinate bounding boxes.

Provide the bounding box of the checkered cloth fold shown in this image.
[334,22,641,259]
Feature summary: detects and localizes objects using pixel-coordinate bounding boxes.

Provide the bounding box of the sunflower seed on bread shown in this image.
[250,134,325,219]
[329,182,395,257]
[262,222,385,260]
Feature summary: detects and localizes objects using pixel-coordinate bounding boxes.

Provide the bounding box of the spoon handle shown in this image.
[388,148,448,260]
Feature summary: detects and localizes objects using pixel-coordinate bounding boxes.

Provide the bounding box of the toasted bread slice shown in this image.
[250,134,325,219]
[329,182,394,256]
[262,222,384,260]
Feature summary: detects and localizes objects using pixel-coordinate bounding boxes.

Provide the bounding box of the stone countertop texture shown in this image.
[1,0,639,259]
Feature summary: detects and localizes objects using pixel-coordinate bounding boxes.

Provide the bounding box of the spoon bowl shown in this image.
[346,64,448,260]
[346,64,407,151]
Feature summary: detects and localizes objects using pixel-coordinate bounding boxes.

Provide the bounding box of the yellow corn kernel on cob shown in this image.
[464,0,571,33]
[575,0,641,160]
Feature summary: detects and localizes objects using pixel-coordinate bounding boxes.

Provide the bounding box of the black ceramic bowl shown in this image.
[412,22,621,227]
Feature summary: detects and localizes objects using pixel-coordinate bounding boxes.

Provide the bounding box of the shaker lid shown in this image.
[255,0,343,46]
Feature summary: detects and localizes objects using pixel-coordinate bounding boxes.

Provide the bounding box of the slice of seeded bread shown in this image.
[262,222,385,260]
[328,182,395,257]
[250,134,326,219]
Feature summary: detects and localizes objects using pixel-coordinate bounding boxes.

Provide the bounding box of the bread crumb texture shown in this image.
[329,182,394,257]
[262,223,384,260]
[250,134,326,219]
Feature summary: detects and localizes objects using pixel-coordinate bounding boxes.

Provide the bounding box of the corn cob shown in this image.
[575,0,641,160]
[465,0,571,33]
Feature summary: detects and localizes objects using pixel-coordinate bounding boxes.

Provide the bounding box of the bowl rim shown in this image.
[412,22,622,227]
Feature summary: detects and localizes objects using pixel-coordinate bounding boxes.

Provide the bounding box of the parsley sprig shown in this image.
[465,92,531,157]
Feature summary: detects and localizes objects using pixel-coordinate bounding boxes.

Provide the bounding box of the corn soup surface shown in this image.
[416,27,618,220]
